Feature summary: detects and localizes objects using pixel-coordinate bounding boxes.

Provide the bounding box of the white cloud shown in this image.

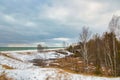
[41,0,113,30]
[114,10,120,16]
[3,14,16,23]
[45,42,63,47]
[0,0,119,47]
[33,42,46,46]
[53,37,70,41]
[7,43,32,47]
[25,21,37,27]
[51,43,63,47]
[48,8,69,20]
[42,6,70,22]
[0,12,37,28]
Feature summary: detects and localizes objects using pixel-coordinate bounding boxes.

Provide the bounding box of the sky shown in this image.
[0,0,120,47]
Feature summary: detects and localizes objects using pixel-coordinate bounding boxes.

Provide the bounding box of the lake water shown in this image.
[0,47,63,51]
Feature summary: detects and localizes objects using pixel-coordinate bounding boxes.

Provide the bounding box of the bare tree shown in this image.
[79,26,91,73]
[109,16,119,76]
[94,34,102,67]
[37,44,44,52]
[109,15,120,39]
[103,33,114,76]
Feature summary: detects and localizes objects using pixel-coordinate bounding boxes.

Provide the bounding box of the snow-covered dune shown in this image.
[0,55,34,69]
[0,50,120,80]
[0,68,120,80]
[1,50,66,61]
[0,50,70,70]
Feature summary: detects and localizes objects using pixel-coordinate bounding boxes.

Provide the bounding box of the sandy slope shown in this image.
[0,50,120,80]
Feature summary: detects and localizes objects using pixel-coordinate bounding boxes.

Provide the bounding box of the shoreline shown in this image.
[0,48,64,53]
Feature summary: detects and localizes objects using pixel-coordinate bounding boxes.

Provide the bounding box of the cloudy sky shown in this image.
[0,0,120,47]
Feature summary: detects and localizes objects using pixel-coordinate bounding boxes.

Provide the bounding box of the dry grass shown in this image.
[45,69,71,80]
[2,65,14,69]
[1,53,23,62]
[55,50,68,55]
[46,56,99,76]
[0,73,13,80]
[48,56,85,73]
[17,52,33,55]
[47,56,115,77]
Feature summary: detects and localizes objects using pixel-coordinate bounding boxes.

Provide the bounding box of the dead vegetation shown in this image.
[45,69,71,80]
[30,59,47,67]
[48,56,97,75]
[18,52,33,55]
[1,53,23,62]
[55,50,68,55]
[0,73,13,80]
[45,56,117,77]
[2,65,14,69]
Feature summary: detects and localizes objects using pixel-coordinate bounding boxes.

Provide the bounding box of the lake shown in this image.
[0,47,63,51]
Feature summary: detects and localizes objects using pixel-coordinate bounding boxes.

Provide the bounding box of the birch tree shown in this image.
[79,26,91,73]
[108,16,119,76]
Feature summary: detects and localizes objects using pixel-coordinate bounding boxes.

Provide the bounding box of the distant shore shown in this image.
[0,47,64,51]
[0,48,64,53]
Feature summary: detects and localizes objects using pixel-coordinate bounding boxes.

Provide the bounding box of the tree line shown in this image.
[67,16,120,76]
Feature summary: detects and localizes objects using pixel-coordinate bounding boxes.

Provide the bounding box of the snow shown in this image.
[0,68,120,80]
[0,50,70,69]
[35,51,66,60]
[0,54,34,69]
[1,51,66,61]
[0,50,120,80]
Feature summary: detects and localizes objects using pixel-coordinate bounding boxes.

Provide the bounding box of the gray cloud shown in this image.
[0,0,119,47]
